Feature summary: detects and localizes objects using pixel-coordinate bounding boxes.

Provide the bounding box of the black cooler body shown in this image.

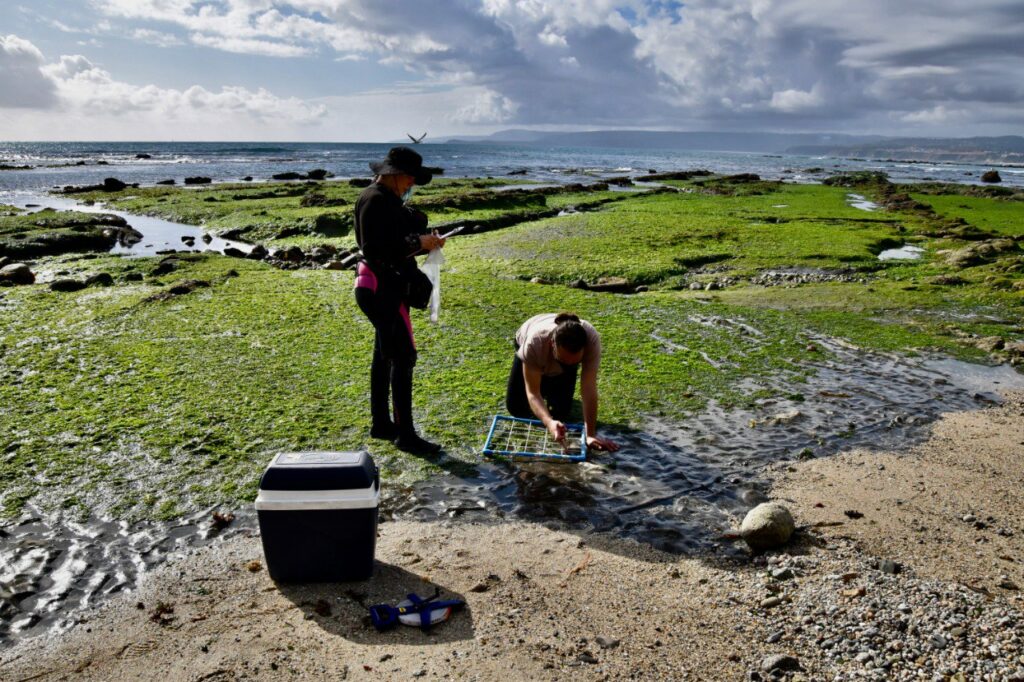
[255,451,379,583]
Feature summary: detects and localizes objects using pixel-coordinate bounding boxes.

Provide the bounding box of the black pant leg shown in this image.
[369,337,392,426]
[391,358,416,436]
[505,354,532,418]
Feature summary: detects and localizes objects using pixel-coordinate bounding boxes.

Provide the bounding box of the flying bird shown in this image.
[407,132,427,144]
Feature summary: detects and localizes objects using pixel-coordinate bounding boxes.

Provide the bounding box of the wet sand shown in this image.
[1,393,1022,681]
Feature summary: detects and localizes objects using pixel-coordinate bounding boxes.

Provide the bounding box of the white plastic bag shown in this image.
[422,247,445,323]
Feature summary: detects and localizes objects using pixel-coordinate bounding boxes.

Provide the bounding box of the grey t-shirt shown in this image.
[515,313,601,377]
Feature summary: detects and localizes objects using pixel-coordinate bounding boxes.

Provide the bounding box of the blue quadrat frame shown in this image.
[481,414,587,462]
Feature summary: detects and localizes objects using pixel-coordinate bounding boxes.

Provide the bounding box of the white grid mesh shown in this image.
[485,417,584,459]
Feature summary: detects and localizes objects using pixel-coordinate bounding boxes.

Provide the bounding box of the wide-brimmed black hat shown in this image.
[369,146,435,185]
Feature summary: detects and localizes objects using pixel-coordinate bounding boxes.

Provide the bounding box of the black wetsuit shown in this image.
[353,183,429,436]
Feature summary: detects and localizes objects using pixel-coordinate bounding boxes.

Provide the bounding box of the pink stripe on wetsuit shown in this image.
[355,261,414,347]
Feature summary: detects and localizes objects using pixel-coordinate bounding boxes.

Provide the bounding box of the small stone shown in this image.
[595,636,620,649]
[878,559,901,575]
[950,627,965,638]
[766,630,784,644]
[760,654,800,673]
[578,652,598,664]
[931,634,947,649]
[412,669,427,677]
[771,568,794,581]
[855,652,872,664]
[760,597,783,609]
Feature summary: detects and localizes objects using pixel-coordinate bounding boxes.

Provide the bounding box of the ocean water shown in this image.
[1,141,1022,197]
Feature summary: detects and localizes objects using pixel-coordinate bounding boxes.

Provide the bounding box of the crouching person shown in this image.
[505,312,619,452]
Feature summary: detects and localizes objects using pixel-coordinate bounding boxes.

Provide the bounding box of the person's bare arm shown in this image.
[524,364,566,443]
[580,361,619,452]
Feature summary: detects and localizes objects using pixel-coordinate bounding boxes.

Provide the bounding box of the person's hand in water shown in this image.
[547,420,567,446]
[586,435,620,452]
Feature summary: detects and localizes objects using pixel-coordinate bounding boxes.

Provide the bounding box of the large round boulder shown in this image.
[981,170,1002,183]
[0,263,35,285]
[739,502,795,551]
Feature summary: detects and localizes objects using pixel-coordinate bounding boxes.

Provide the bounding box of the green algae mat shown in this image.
[1,177,1021,522]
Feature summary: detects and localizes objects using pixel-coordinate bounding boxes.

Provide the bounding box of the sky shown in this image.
[1,0,1023,142]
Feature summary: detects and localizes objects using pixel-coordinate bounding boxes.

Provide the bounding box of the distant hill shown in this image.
[436,129,1024,163]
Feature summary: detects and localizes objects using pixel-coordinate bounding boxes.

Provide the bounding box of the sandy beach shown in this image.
[2,393,1022,681]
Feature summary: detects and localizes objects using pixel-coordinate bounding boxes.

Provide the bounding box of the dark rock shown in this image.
[306,169,332,180]
[348,178,372,188]
[103,177,127,191]
[49,278,87,292]
[0,263,35,285]
[300,192,348,208]
[156,179,176,185]
[96,160,109,165]
[241,176,253,182]
[586,276,634,293]
[313,213,350,236]
[85,272,114,287]
[135,153,152,159]
[247,244,268,260]
[222,247,247,258]
[272,172,305,181]
[147,279,210,301]
[217,227,249,241]
[568,278,588,290]
[724,173,761,182]
[981,170,1002,183]
[123,272,144,282]
[150,260,178,276]
[508,169,528,175]
[310,247,332,262]
[281,246,305,262]
[928,274,967,286]
[201,234,213,244]
[183,177,212,185]
[595,636,620,649]
[638,169,713,182]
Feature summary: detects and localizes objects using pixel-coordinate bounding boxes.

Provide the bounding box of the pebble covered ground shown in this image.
[738,539,1024,681]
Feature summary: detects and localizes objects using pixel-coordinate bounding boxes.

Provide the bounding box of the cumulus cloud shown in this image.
[452,89,519,124]
[0,36,326,136]
[0,34,59,108]
[189,33,313,57]
[63,0,1024,134]
[770,85,824,113]
[131,28,184,47]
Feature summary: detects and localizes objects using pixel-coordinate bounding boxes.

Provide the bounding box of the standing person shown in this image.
[354,147,445,455]
[506,312,620,453]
